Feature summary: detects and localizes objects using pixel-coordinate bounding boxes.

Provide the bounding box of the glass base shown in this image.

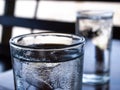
[82,74,110,85]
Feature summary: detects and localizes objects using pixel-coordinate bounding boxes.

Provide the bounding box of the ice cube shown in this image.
[49,61,77,90]
[21,63,53,90]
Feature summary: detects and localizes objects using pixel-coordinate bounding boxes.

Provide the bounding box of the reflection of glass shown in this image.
[95,82,109,90]
[76,10,113,85]
[82,81,109,90]
[10,32,85,90]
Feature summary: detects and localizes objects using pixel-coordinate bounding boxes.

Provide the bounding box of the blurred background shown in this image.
[0,0,120,73]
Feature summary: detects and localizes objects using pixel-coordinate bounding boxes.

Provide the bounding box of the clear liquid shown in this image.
[76,18,112,84]
[12,44,83,90]
[82,40,110,85]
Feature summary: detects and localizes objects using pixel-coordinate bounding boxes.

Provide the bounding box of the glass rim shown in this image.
[10,32,85,51]
[77,10,114,19]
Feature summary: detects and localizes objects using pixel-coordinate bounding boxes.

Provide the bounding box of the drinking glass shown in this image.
[10,32,85,90]
[76,10,113,85]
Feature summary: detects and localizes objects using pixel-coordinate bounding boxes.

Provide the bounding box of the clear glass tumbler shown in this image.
[76,10,113,85]
[10,32,85,90]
